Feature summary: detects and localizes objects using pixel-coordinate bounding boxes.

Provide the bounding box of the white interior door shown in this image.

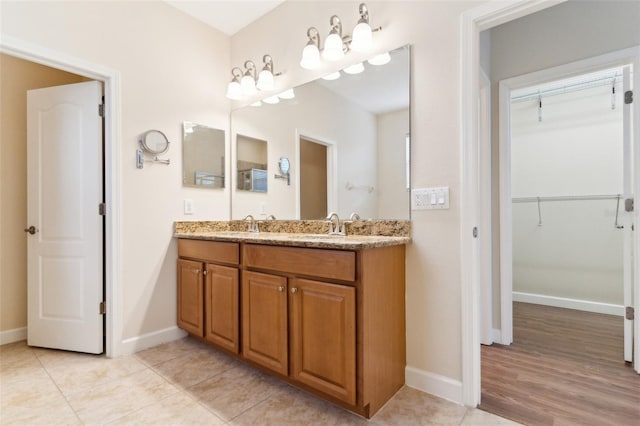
[27,81,104,354]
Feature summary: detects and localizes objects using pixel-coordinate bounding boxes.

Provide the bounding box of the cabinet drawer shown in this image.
[244,244,356,282]
[178,239,239,265]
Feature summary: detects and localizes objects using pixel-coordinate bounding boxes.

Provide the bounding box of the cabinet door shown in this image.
[242,271,288,375]
[290,278,356,405]
[177,259,204,336]
[205,264,240,353]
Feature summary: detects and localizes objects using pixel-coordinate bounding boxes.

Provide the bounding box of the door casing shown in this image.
[0,35,122,357]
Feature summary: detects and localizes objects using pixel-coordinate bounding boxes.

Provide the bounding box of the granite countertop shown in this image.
[174,220,411,250]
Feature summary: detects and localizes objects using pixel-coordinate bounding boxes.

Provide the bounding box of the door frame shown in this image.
[294,130,337,219]
[461,0,640,406]
[497,47,640,346]
[460,0,567,406]
[0,35,122,357]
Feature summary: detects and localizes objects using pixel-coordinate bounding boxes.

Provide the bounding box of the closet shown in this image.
[510,67,627,322]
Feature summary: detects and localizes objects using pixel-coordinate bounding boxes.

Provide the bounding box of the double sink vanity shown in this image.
[174,219,410,418]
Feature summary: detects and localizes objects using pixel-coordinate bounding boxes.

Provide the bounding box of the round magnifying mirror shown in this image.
[279,157,290,174]
[140,130,170,154]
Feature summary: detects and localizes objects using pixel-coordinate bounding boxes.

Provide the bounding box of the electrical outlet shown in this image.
[412,187,450,210]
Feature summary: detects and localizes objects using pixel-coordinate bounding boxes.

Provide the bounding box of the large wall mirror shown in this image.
[231,45,410,220]
[182,122,225,188]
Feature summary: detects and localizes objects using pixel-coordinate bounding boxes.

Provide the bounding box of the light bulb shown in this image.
[226,80,242,100]
[343,62,364,75]
[367,52,390,66]
[300,44,320,69]
[322,71,341,81]
[241,74,257,96]
[350,21,372,52]
[323,33,344,61]
[257,69,274,91]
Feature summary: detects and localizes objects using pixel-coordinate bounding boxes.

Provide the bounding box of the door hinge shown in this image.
[626,306,635,320]
[99,203,106,216]
[99,301,106,315]
[625,198,634,212]
[98,103,105,117]
[472,226,478,238]
[625,90,633,104]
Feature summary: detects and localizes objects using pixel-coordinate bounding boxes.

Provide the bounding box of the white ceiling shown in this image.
[165,0,285,36]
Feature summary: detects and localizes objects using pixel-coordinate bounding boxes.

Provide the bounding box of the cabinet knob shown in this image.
[291,287,298,294]
[195,269,200,274]
[278,286,285,292]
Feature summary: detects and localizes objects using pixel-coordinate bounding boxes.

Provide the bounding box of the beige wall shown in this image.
[0,54,89,333]
[1,1,231,343]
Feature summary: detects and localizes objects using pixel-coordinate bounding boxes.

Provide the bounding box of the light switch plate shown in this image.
[183,199,194,215]
[412,187,450,210]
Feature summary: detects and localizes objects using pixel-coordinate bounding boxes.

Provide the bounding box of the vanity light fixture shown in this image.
[240,60,258,96]
[263,95,280,104]
[299,3,381,71]
[367,51,391,66]
[277,88,295,99]
[226,67,244,100]
[322,71,341,81]
[343,62,364,75]
[257,55,276,91]
[226,55,282,100]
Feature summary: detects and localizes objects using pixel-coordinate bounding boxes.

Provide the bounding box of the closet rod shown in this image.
[512,194,622,203]
[511,71,633,104]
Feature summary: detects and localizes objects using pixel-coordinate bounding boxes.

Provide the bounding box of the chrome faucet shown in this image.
[266,214,276,220]
[244,214,259,232]
[349,212,361,221]
[326,212,345,235]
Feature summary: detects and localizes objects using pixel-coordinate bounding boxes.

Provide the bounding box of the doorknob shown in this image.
[24,226,37,235]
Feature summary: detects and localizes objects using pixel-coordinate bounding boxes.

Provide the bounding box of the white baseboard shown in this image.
[0,327,27,345]
[513,292,624,316]
[405,366,463,405]
[491,328,502,343]
[120,326,187,356]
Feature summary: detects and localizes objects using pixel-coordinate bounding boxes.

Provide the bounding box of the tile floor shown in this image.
[1,337,519,425]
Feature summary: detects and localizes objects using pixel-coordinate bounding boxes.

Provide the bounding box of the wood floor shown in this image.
[480,302,640,426]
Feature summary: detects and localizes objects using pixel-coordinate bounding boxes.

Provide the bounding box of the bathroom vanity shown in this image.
[174,220,409,418]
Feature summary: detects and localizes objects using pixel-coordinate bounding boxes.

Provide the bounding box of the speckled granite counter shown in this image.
[174,220,411,249]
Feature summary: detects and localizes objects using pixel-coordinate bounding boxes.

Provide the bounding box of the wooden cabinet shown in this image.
[177,240,240,354]
[242,271,288,375]
[205,264,239,353]
[290,278,356,405]
[177,259,204,336]
[177,238,405,419]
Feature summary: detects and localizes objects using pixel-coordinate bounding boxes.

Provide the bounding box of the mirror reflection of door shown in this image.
[300,137,327,219]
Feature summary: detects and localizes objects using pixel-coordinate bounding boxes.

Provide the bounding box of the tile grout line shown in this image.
[32,346,85,425]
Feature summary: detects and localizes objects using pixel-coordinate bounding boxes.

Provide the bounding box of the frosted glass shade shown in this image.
[322,33,344,61]
[256,70,274,91]
[368,52,391,66]
[241,74,257,96]
[278,89,295,99]
[350,22,372,52]
[322,71,341,81]
[343,62,364,75]
[263,95,280,104]
[300,44,320,69]
[226,81,242,100]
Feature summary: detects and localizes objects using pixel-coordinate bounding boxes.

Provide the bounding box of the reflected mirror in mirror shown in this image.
[231,45,410,220]
[236,134,268,192]
[182,122,225,188]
